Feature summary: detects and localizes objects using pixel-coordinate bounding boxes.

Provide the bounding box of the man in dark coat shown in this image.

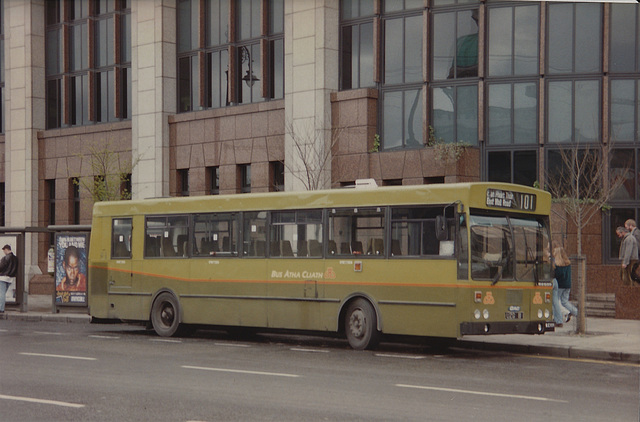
[0,244,18,313]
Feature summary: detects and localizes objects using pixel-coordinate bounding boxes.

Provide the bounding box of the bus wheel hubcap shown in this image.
[161,304,175,327]
[349,309,365,338]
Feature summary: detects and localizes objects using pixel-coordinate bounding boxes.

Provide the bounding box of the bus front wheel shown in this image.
[344,299,380,350]
[151,292,181,337]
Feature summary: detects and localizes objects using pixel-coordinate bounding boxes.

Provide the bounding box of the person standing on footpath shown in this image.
[552,241,578,324]
[625,219,640,248]
[617,226,639,286]
[0,244,18,313]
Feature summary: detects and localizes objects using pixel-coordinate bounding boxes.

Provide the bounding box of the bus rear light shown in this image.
[545,292,551,303]
[475,291,482,303]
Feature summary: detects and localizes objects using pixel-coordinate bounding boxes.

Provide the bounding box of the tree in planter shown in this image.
[283,120,343,191]
[75,141,139,202]
[545,141,629,334]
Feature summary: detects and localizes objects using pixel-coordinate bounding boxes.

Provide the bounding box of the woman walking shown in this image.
[553,240,578,324]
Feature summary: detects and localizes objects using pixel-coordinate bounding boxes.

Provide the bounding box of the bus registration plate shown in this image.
[505,311,523,320]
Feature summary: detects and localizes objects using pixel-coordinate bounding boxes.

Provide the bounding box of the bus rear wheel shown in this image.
[344,299,380,350]
[151,292,181,337]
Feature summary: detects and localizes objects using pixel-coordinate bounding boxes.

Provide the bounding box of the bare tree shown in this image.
[284,120,343,191]
[545,141,629,334]
[76,141,140,202]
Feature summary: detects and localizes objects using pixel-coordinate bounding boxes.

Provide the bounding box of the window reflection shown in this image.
[548,3,601,74]
[433,9,478,80]
[610,149,635,201]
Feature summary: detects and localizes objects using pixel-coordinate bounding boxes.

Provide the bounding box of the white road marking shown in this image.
[0,394,85,408]
[214,342,251,348]
[89,335,120,339]
[182,365,300,378]
[150,338,182,343]
[375,353,425,360]
[290,347,329,353]
[396,384,568,403]
[33,331,65,336]
[20,352,96,361]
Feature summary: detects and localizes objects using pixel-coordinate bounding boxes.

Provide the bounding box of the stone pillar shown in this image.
[284,0,339,191]
[131,0,176,199]
[4,0,46,282]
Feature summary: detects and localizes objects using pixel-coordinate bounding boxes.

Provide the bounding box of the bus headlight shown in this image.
[537,309,543,319]
[483,309,490,320]
[474,309,481,320]
[544,309,550,319]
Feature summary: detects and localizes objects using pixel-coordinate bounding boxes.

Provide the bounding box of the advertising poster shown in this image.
[55,233,89,306]
[0,235,17,305]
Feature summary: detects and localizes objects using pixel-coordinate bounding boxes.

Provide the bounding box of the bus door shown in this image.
[109,218,133,290]
[266,210,325,330]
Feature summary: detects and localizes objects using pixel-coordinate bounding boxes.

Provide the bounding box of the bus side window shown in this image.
[329,208,385,257]
[271,210,322,258]
[244,212,267,257]
[112,218,132,259]
[144,215,189,258]
[391,206,455,258]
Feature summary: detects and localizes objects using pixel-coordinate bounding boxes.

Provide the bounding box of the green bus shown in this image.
[88,182,555,350]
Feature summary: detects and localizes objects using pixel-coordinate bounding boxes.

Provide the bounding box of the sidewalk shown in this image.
[2,294,639,364]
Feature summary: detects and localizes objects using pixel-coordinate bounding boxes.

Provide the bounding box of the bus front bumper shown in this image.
[460,320,555,336]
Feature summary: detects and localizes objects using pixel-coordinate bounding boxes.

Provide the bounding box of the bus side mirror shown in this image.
[435,215,448,241]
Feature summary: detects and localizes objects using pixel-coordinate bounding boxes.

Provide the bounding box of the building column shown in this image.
[131,0,176,199]
[284,0,339,191]
[4,0,46,282]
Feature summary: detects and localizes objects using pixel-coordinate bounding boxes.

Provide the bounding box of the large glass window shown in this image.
[382,89,423,150]
[487,4,539,77]
[432,84,478,144]
[205,0,230,108]
[610,79,640,143]
[610,4,640,73]
[547,80,600,144]
[268,0,284,100]
[384,14,422,85]
[379,6,424,150]
[487,82,538,145]
[547,3,601,75]
[178,0,282,110]
[432,8,479,80]
[610,149,637,201]
[45,0,131,128]
[487,150,537,187]
[340,0,374,90]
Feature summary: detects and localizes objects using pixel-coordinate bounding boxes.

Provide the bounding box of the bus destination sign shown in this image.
[486,188,536,211]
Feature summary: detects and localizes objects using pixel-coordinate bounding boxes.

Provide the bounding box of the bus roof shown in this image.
[92,182,551,217]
